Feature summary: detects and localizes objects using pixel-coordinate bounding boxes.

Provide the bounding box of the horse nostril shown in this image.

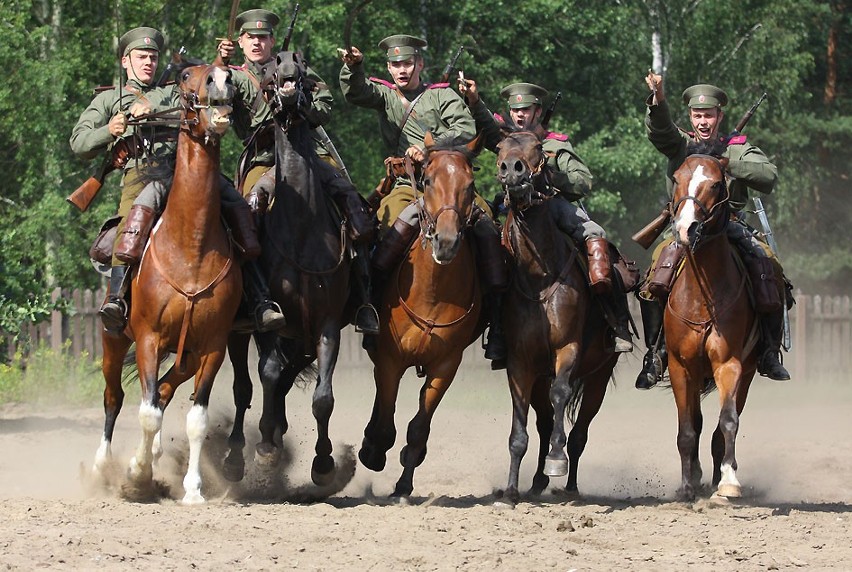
[513,160,524,174]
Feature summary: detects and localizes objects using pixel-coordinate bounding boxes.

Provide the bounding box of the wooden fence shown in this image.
[4,288,850,381]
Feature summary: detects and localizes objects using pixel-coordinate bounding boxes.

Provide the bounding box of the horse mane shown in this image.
[424,134,479,162]
[686,139,728,158]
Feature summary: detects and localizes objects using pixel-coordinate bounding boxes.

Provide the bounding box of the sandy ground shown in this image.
[1,342,850,571]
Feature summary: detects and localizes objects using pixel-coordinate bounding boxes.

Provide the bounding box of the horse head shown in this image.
[495,128,549,211]
[178,65,234,141]
[419,132,481,264]
[671,143,731,251]
[263,50,314,123]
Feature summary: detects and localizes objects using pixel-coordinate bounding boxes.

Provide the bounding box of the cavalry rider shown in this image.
[217,8,379,335]
[338,34,509,361]
[69,27,182,334]
[459,79,634,354]
[637,72,791,389]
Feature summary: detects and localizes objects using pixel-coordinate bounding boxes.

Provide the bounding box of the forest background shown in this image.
[0,0,848,342]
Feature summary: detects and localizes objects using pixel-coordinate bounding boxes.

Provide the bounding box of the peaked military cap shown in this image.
[682,84,728,109]
[500,83,549,109]
[119,27,164,57]
[236,9,280,36]
[378,34,427,62]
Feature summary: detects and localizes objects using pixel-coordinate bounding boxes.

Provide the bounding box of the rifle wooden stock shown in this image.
[632,208,671,249]
[66,176,103,212]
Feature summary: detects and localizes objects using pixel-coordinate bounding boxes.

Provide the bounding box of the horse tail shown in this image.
[120,345,171,389]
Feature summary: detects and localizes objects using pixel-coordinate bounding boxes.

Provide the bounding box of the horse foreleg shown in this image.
[502,366,537,506]
[360,355,405,473]
[565,360,611,495]
[128,339,164,485]
[393,360,461,498]
[223,332,253,482]
[95,333,133,478]
[544,344,580,477]
[670,360,702,501]
[713,360,750,498]
[255,332,286,466]
[153,357,198,466]
[180,350,227,505]
[529,376,554,497]
[311,329,341,486]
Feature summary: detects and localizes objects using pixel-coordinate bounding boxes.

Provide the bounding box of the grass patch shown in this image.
[0,342,108,406]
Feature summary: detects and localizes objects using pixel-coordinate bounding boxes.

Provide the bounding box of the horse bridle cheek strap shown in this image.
[147,238,235,374]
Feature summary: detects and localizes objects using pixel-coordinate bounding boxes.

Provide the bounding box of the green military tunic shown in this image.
[645,97,778,211]
[340,62,481,228]
[470,98,592,201]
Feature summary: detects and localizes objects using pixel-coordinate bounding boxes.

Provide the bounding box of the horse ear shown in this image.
[467,132,484,155]
[424,131,435,149]
[496,117,513,140]
[719,157,730,171]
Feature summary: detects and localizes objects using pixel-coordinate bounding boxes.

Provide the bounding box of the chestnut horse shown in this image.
[359,134,484,498]
[223,51,351,486]
[97,65,241,503]
[496,129,620,505]
[666,152,759,500]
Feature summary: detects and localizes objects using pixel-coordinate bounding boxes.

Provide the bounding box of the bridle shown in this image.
[262,52,313,131]
[408,152,475,244]
[669,154,732,252]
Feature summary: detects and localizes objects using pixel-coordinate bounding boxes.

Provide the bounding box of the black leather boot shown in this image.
[636,297,666,389]
[757,310,790,381]
[100,265,130,334]
[353,243,379,335]
[243,260,286,332]
[608,291,634,353]
[484,292,508,370]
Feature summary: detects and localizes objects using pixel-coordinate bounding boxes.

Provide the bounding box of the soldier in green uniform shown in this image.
[72,27,275,335]
[459,79,634,353]
[218,8,378,334]
[70,27,177,333]
[637,72,790,388]
[339,35,509,361]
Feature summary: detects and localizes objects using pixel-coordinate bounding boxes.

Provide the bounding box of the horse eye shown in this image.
[181,72,190,82]
[423,178,431,187]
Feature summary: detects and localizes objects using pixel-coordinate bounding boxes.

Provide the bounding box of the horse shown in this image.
[665,151,759,501]
[495,128,620,506]
[358,133,485,498]
[222,51,351,487]
[96,64,241,504]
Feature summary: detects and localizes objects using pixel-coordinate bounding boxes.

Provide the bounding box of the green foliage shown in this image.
[0,0,850,343]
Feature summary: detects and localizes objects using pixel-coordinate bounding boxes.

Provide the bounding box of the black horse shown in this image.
[223,51,352,486]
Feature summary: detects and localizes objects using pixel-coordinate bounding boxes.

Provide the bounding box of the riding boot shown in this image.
[586,237,613,294]
[757,309,790,381]
[353,242,380,335]
[242,260,286,332]
[483,292,508,370]
[99,265,131,334]
[115,204,157,264]
[361,217,420,350]
[222,201,262,260]
[473,214,509,292]
[635,297,667,389]
[601,291,634,353]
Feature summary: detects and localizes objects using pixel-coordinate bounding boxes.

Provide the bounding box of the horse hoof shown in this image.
[255,444,281,467]
[311,456,336,486]
[544,458,568,477]
[358,446,387,472]
[716,483,742,498]
[676,486,696,502]
[222,458,246,483]
[181,491,206,505]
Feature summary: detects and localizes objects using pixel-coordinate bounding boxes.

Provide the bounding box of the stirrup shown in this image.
[254,300,286,333]
[354,304,380,335]
[99,297,128,334]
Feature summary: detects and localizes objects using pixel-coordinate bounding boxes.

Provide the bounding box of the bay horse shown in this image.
[666,150,759,501]
[223,51,351,486]
[97,65,241,504]
[495,129,620,506]
[358,133,484,498]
